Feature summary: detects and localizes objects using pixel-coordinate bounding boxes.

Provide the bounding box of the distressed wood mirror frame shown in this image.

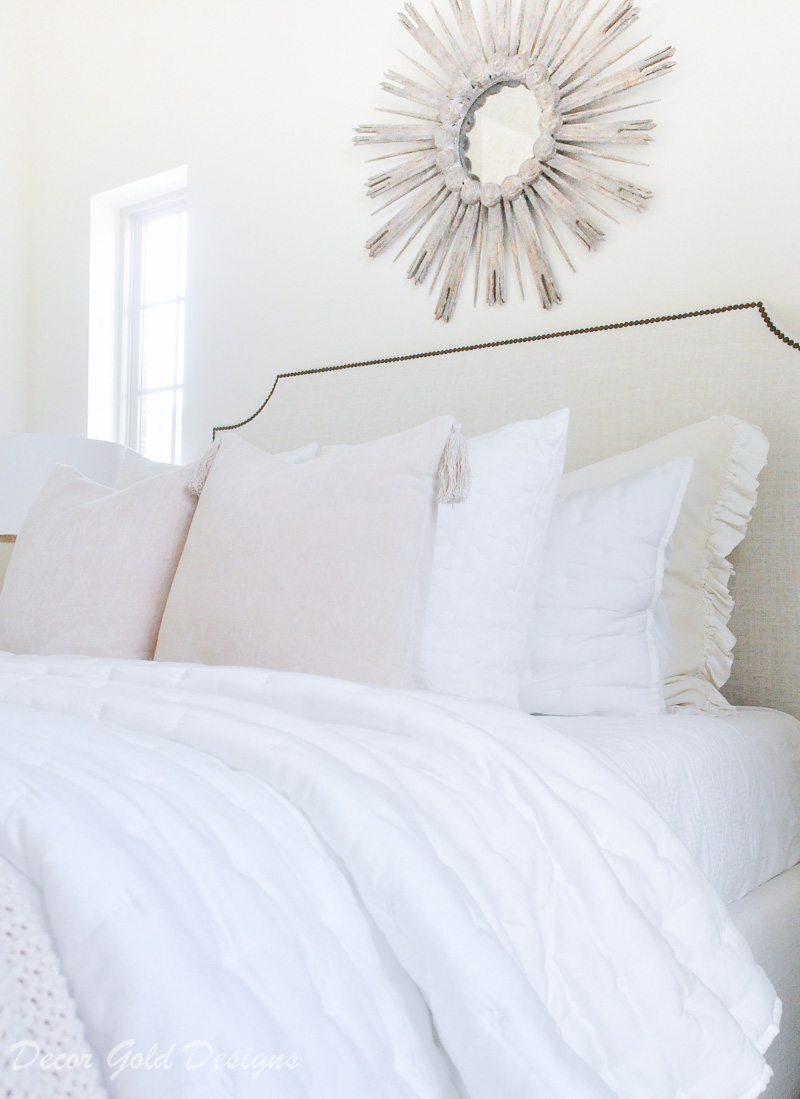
[355,0,675,321]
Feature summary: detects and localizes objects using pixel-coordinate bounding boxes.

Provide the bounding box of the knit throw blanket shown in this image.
[0,858,108,1098]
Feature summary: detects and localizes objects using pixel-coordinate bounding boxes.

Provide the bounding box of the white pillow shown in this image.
[520,458,693,717]
[417,410,569,706]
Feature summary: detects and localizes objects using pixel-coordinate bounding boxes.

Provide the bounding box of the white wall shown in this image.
[0,0,28,432]
[13,0,800,459]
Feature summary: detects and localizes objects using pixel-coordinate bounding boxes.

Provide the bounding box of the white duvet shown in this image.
[0,653,781,1099]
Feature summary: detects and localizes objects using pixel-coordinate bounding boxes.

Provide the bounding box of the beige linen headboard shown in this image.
[219,302,800,717]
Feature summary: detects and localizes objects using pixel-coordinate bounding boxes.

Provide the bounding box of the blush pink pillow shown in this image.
[0,467,197,659]
[155,419,459,687]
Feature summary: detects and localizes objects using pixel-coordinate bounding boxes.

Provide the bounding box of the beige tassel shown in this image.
[438,422,471,504]
[185,440,220,497]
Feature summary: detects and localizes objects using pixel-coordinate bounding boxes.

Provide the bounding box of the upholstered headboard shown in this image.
[218,303,800,717]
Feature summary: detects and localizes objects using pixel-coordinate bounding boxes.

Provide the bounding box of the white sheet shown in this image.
[544,708,800,904]
[0,654,781,1098]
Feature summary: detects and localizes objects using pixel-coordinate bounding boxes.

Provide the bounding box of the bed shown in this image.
[0,301,799,1098]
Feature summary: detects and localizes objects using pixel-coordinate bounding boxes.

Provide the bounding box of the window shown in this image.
[123,198,187,463]
[88,167,188,461]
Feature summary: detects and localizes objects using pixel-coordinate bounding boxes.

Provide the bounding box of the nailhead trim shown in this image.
[213,302,800,440]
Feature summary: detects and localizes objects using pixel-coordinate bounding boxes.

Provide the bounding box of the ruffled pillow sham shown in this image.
[520,459,693,717]
[557,416,769,715]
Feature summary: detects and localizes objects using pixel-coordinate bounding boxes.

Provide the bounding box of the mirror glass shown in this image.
[462,83,542,184]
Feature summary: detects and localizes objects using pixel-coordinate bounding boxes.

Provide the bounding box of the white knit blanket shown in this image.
[0,859,107,1097]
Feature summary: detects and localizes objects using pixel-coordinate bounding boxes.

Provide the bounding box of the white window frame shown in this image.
[118,192,187,463]
[88,166,188,452]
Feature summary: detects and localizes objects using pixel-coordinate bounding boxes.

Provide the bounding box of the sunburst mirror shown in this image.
[355,0,675,321]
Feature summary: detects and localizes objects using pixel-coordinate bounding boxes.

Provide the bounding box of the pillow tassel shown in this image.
[438,423,471,505]
[185,440,220,497]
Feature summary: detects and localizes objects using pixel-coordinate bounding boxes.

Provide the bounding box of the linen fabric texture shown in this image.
[417,410,569,706]
[155,419,458,688]
[559,416,769,715]
[0,466,197,660]
[521,458,693,717]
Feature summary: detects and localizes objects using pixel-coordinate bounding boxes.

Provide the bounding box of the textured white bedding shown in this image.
[729,864,800,1099]
[544,707,800,905]
[0,654,782,1098]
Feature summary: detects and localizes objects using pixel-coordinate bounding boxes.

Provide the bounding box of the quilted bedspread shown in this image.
[0,652,781,1098]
